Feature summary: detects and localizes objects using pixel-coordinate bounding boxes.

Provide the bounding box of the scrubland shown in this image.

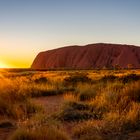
[0,69,140,140]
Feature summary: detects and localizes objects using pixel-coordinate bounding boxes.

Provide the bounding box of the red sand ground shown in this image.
[1,95,140,140]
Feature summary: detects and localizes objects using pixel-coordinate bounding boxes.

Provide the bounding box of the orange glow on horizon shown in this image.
[0,61,10,68]
[0,60,31,68]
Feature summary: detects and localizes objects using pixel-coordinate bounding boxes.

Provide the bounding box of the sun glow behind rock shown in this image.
[0,61,10,68]
[0,58,31,68]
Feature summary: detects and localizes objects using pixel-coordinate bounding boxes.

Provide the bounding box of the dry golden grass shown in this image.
[10,126,70,140]
[0,69,139,140]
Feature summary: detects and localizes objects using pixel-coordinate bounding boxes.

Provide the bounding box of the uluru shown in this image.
[31,43,140,69]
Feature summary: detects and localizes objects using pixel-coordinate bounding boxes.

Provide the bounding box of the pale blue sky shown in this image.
[0,0,140,67]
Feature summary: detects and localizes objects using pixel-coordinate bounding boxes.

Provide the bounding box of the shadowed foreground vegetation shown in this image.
[0,69,139,140]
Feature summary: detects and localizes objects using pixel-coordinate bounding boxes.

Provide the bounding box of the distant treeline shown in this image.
[0,67,140,72]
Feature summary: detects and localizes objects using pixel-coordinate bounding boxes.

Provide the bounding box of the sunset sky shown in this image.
[0,0,140,68]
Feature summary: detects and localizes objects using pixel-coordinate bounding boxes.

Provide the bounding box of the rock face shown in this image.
[31,43,140,69]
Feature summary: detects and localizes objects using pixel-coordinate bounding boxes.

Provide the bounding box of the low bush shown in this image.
[58,101,100,121]
[100,75,117,82]
[0,87,43,120]
[10,126,70,140]
[103,102,140,134]
[76,84,98,101]
[120,74,140,83]
[34,77,48,84]
[73,120,104,140]
[0,120,15,128]
[64,73,92,85]
[122,81,140,102]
